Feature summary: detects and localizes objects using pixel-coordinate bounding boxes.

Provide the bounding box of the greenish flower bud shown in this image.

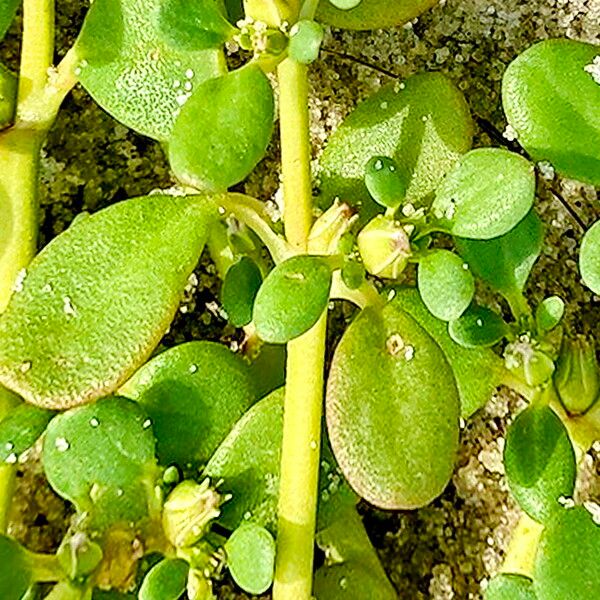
[163,479,222,549]
[357,215,411,279]
[187,568,215,600]
[309,200,355,254]
[554,336,600,415]
[57,532,103,580]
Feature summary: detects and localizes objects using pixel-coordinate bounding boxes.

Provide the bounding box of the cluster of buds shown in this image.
[234,16,287,58]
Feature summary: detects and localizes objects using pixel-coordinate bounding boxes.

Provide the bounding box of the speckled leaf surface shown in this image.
[394,288,503,418]
[120,341,256,466]
[503,39,600,186]
[0,195,216,409]
[316,0,438,30]
[326,301,460,509]
[432,148,536,240]
[318,72,473,215]
[74,0,226,141]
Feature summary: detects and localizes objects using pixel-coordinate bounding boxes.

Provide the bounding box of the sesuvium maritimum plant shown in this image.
[0,0,598,597]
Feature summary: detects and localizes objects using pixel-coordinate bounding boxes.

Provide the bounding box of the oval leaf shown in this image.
[316,0,437,30]
[503,39,600,186]
[326,301,460,509]
[169,64,275,192]
[74,0,225,141]
[580,219,600,295]
[120,341,256,466]
[139,558,189,600]
[535,507,600,600]
[318,72,473,217]
[221,257,263,327]
[225,523,275,595]
[0,535,33,600]
[432,148,536,240]
[253,255,332,344]
[536,296,565,334]
[0,403,53,464]
[418,249,475,321]
[504,405,575,523]
[448,305,507,349]
[485,574,536,600]
[364,156,407,209]
[42,397,158,528]
[0,195,215,409]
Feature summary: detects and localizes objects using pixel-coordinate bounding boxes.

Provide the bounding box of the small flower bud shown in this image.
[57,532,103,580]
[309,200,355,254]
[357,215,411,279]
[554,336,600,415]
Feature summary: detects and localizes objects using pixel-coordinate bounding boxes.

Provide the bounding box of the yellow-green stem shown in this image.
[273,57,325,600]
[500,512,544,577]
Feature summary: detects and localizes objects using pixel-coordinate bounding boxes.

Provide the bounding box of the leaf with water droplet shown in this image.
[318,72,472,220]
[364,156,408,209]
[417,249,475,322]
[503,39,600,186]
[580,219,600,295]
[326,300,460,509]
[485,574,536,600]
[534,507,600,599]
[317,0,437,30]
[253,256,333,344]
[74,0,225,140]
[448,304,507,348]
[225,523,275,595]
[221,257,263,327]
[0,535,33,600]
[432,148,535,240]
[394,288,503,418]
[169,64,274,192]
[0,194,217,409]
[0,0,18,40]
[504,405,575,523]
[42,397,158,530]
[139,558,189,600]
[120,341,256,466]
[0,403,53,464]
[536,296,565,334]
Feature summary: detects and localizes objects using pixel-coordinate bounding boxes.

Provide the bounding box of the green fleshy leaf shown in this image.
[221,257,263,327]
[169,64,275,192]
[580,219,600,295]
[504,405,576,523]
[394,288,503,417]
[0,195,216,409]
[535,507,600,599]
[0,0,18,40]
[42,397,158,529]
[0,535,33,600]
[253,256,332,344]
[288,20,324,65]
[417,249,475,322]
[74,0,225,140]
[0,63,17,128]
[120,341,256,466]
[485,574,536,600]
[316,0,437,30]
[503,39,600,186]
[455,210,544,299]
[326,301,459,509]
[225,523,275,595]
[432,148,536,240]
[536,296,565,334]
[0,404,53,464]
[318,72,473,218]
[139,558,189,600]
[364,156,407,209]
[448,305,507,349]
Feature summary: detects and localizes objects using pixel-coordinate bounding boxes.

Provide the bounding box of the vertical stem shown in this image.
[273,58,326,600]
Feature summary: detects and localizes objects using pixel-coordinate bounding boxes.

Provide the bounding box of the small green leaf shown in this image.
[221,257,263,327]
[503,39,600,186]
[139,558,189,600]
[120,341,256,466]
[485,574,536,600]
[225,523,275,595]
[316,0,437,30]
[418,250,475,321]
[455,210,544,299]
[159,0,235,50]
[0,0,18,40]
[394,288,503,418]
[341,260,366,290]
[536,296,565,333]
[169,64,275,192]
[0,404,53,464]
[75,0,226,140]
[580,219,600,295]
[326,301,459,509]
[315,561,397,600]
[253,256,332,344]
[535,507,600,599]
[288,20,324,65]
[432,148,536,240]
[319,72,473,217]
[504,405,575,523]
[364,156,407,209]
[0,63,17,128]
[0,195,216,409]
[42,397,158,529]
[0,535,33,600]
[448,305,507,348]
